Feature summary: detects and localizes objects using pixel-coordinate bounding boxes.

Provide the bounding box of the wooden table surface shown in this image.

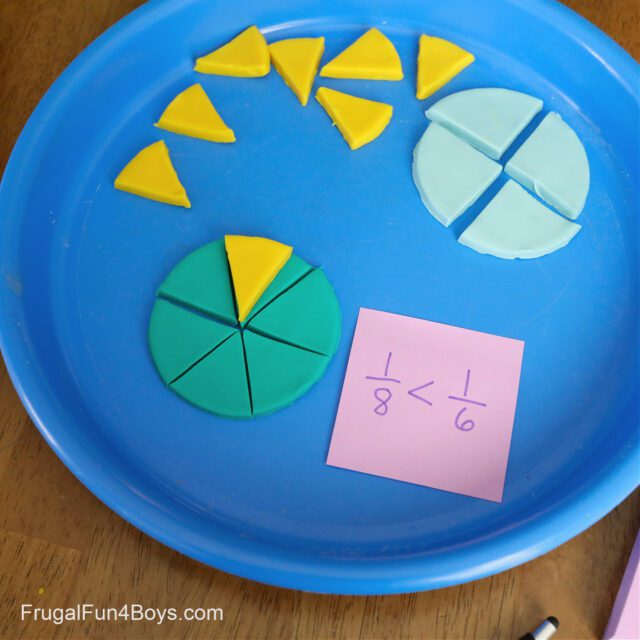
[0,1,638,638]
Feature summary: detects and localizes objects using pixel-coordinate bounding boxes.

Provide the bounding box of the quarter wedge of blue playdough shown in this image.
[412,123,501,227]
[459,180,581,259]
[505,112,590,219]
[426,88,543,160]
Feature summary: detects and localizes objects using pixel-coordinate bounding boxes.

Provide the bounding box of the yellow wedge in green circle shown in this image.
[225,235,293,322]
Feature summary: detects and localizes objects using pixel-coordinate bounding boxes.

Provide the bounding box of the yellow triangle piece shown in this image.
[416,35,475,100]
[194,26,270,77]
[225,236,293,322]
[319,27,403,80]
[155,84,236,143]
[114,141,190,208]
[269,37,325,106]
[315,87,393,150]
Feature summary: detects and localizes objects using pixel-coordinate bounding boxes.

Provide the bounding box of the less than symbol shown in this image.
[407,380,434,406]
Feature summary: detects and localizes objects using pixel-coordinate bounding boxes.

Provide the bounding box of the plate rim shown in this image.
[0,0,638,594]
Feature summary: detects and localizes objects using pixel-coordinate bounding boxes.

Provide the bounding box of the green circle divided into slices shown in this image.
[148,237,342,418]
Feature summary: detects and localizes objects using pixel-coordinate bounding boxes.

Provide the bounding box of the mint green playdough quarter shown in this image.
[412,123,501,227]
[459,180,581,259]
[426,88,543,160]
[505,112,590,219]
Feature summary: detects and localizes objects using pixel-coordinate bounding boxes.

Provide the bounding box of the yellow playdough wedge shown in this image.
[269,37,325,106]
[194,26,270,77]
[225,235,293,322]
[114,140,190,208]
[320,27,403,80]
[416,35,474,100]
[155,84,235,143]
[315,87,393,150]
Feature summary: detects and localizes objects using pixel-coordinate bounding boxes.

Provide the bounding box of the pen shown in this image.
[519,616,559,640]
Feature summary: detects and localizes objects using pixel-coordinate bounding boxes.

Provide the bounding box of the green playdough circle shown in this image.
[148,239,342,418]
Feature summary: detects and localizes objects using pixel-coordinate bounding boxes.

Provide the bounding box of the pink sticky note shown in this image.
[327,308,525,502]
[604,530,640,640]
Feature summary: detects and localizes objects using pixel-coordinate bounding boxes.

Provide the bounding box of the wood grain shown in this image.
[0,1,638,638]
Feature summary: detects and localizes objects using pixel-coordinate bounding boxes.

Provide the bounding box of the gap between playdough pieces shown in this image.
[114,140,190,208]
[269,37,325,106]
[320,27,403,80]
[194,25,270,77]
[416,35,474,100]
[426,88,543,160]
[316,87,393,150]
[155,83,236,143]
[458,180,581,259]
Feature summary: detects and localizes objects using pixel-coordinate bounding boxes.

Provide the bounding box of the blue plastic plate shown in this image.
[0,0,638,594]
